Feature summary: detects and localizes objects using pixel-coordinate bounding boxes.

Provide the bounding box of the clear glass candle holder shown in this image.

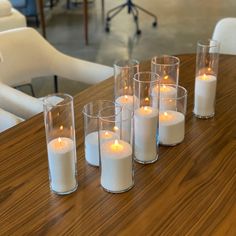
[114,59,139,112]
[133,72,160,164]
[151,55,180,85]
[43,93,78,195]
[82,100,116,167]
[158,84,187,146]
[99,104,134,193]
[193,39,220,119]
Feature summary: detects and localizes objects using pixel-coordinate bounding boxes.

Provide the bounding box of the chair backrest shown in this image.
[0,27,59,86]
[212,18,236,55]
[0,27,113,86]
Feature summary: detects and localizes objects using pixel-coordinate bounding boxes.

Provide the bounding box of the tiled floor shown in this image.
[31,0,236,96]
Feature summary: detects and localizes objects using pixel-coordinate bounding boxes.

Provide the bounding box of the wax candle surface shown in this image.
[85,130,117,166]
[115,95,133,142]
[152,85,177,110]
[101,139,133,192]
[159,111,185,145]
[194,74,217,117]
[134,106,158,163]
[48,137,77,193]
[116,95,133,109]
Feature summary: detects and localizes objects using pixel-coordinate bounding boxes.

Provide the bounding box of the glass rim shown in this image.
[99,105,133,123]
[151,55,180,66]
[133,71,160,84]
[197,39,220,48]
[82,100,117,118]
[159,84,187,100]
[113,59,139,69]
[43,93,73,107]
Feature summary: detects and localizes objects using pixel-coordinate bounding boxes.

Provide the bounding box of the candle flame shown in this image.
[164,75,169,80]
[58,137,62,143]
[124,86,128,90]
[124,95,128,100]
[144,97,149,102]
[111,139,123,151]
[144,106,148,111]
[202,74,208,80]
[113,126,119,131]
[60,125,63,131]
[207,67,212,72]
[164,112,168,116]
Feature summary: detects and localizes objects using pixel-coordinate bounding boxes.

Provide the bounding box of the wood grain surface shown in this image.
[0,54,235,235]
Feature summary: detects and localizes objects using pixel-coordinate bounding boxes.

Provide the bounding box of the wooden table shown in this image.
[0,54,235,235]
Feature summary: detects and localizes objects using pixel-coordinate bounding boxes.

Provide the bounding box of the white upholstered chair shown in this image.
[0,0,26,32]
[212,18,236,55]
[0,107,24,132]
[0,27,113,87]
[0,27,113,131]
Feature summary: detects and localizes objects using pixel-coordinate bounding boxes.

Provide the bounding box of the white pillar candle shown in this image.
[194,74,217,117]
[48,137,77,193]
[134,106,158,162]
[85,130,117,166]
[115,95,134,142]
[116,95,133,110]
[152,85,177,110]
[101,139,133,192]
[159,111,185,145]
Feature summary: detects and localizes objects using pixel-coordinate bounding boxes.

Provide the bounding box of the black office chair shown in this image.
[105,0,157,35]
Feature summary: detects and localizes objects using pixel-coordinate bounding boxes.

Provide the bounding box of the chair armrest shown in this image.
[0,107,24,132]
[0,82,43,119]
[53,53,113,85]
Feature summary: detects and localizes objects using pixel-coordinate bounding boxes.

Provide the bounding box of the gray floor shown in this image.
[31,0,236,97]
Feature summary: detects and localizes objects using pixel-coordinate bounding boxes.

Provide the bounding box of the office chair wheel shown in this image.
[153,21,157,27]
[105,26,110,32]
[136,29,141,35]
[106,17,111,22]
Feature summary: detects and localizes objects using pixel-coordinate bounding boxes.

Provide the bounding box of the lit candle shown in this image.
[115,95,134,142]
[194,74,217,117]
[159,111,185,145]
[134,106,158,163]
[85,130,117,166]
[152,85,177,110]
[101,139,133,192]
[115,95,133,110]
[47,137,77,193]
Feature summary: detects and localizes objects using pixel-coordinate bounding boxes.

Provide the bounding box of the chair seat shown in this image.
[10,0,37,16]
[9,0,26,8]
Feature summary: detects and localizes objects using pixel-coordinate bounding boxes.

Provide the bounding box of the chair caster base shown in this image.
[105,26,110,32]
[136,29,141,35]
[153,21,157,27]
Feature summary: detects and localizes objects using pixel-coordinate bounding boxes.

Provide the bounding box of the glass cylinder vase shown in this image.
[133,72,160,164]
[99,104,134,193]
[114,59,139,111]
[151,55,180,85]
[158,84,187,146]
[193,39,220,118]
[43,93,78,195]
[82,100,116,167]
